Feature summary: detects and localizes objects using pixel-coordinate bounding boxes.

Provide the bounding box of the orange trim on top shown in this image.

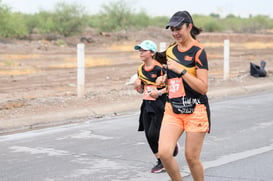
[195,49,204,67]
[143,59,162,72]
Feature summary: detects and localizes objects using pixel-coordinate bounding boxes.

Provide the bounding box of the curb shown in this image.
[208,81,273,100]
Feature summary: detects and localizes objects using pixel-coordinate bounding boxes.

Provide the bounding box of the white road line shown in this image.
[181,142,273,175]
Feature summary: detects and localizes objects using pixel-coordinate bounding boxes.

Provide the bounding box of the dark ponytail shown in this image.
[183,11,202,39]
[191,25,202,40]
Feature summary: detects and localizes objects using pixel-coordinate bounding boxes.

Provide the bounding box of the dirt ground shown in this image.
[1,27,273,134]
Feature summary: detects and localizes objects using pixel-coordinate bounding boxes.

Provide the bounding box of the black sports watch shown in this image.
[179,69,187,77]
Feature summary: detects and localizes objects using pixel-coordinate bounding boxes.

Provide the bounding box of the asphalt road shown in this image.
[0,91,272,181]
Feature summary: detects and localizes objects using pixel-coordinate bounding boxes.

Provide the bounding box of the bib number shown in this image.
[168,77,185,99]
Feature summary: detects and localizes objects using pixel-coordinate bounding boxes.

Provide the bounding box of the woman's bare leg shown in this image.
[185,132,206,181]
[159,124,183,181]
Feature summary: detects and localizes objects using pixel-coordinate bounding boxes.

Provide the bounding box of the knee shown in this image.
[185,152,200,167]
[158,146,173,162]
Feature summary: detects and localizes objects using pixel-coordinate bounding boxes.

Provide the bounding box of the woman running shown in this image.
[157,11,211,181]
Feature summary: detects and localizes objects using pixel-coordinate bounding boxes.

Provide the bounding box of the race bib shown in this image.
[143,85,157,100]
[168,77,185,99]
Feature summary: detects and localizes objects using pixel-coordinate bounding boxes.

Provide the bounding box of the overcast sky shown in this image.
[2,0,273,18]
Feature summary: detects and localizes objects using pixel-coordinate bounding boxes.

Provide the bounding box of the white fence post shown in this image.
[77,43,85,97]
[224,39,230,80]
[159,42,166,52]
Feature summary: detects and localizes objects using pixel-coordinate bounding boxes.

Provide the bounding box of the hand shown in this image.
[156,74,167,86]
[167,59,182,74]
[134,78,143,93]
[149,89,160,99]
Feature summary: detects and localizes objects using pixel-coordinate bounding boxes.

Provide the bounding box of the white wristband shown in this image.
[158,90,162,96]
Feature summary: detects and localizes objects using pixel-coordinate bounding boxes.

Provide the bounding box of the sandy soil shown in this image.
[1,27,273,134]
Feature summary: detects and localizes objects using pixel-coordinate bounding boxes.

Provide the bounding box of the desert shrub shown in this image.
[203,19,224,32]
[149,16,169,28]
[130,11,150,29]
[1,0,273,38]
[23,14,40,34]
[0,3,28,38]
[193,15,224,32]
[223,14,244,33]
[52,2,88,36]
[89,9,151,31]
[88,1,168,31]
[242,15,272,33]
[92,0,135,32]
[31,11,56,34]
[26,3,87,37]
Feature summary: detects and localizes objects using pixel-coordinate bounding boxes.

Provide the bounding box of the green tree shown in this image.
[248,15,272,32]
[1,0,273,38]
[149,16,169,28]
[94,0,135,31]
[130,11,150,28]
[223,15,244,32]
[32,11,55,34]
[52,2,88,36]
[193,15,224,32]
[0,2,27,38]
